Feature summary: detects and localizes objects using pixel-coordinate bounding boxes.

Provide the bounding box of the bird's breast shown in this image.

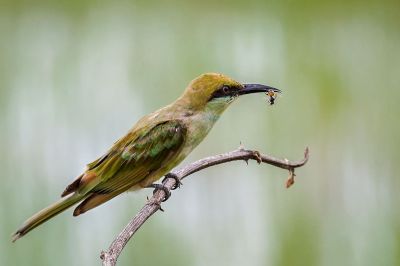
[180,110,221,154]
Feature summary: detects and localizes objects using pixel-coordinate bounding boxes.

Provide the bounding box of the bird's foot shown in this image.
[162,173,182,190]
[147,184,171,202]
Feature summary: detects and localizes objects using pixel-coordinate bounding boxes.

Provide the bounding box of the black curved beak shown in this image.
[239,84,281,95]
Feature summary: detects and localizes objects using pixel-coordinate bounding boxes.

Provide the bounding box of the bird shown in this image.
[12,73,280,242]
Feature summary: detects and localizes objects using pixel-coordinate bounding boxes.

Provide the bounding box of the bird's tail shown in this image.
[12,193,86,242]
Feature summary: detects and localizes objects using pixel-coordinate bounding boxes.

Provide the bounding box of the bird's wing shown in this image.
[83,120,187,194]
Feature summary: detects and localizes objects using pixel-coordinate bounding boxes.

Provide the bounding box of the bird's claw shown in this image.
[163,173,182,190]
[147,184,171,202]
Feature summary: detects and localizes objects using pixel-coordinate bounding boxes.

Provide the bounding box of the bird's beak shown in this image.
[239,84,281,95]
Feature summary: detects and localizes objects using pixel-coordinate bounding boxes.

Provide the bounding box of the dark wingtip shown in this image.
[61,175,83,197]
[61,189,70,197]
[73,206,82,217]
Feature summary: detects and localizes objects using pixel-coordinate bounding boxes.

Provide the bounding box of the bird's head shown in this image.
[178,73,281,113]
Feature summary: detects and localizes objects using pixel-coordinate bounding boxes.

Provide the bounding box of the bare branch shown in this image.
[100,147,309,266]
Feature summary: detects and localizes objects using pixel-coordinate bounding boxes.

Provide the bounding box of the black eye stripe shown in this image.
[209,85,240,101]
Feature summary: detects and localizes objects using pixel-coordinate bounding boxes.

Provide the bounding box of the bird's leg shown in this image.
[147,184,171,202]
[162,173,182,190]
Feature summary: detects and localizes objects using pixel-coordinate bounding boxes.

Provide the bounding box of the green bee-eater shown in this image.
[12,73,280,242]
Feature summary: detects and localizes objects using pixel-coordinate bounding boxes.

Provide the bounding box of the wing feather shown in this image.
[84,120,186,194]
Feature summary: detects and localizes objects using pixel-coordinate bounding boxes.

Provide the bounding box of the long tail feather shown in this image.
[12,193,86,242]
[73,191,122,216]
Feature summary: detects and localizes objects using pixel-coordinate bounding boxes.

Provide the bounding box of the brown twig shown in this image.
[100,147,309,266]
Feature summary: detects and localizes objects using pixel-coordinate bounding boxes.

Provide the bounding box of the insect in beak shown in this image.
[266,89,278,105]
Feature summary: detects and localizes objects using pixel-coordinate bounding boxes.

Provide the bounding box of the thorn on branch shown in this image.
[153,200,164,212]
[238,141,245,151]
[147,197,164,212]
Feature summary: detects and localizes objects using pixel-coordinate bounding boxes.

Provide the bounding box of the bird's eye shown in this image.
[222,85,230,94]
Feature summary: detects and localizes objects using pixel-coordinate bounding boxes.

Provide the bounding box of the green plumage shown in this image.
[13,72,277,242]
[90,120,186,193]
[11,193,86,242]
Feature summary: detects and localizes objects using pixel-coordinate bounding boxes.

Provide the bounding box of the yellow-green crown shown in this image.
[179,73,243,109]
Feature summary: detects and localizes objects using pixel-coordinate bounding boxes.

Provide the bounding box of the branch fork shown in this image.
[101,146,309,266]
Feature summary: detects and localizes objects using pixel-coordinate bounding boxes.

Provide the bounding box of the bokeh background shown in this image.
[1,0,399,265]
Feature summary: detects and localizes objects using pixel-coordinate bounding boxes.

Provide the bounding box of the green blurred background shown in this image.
[1,0,399,265]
